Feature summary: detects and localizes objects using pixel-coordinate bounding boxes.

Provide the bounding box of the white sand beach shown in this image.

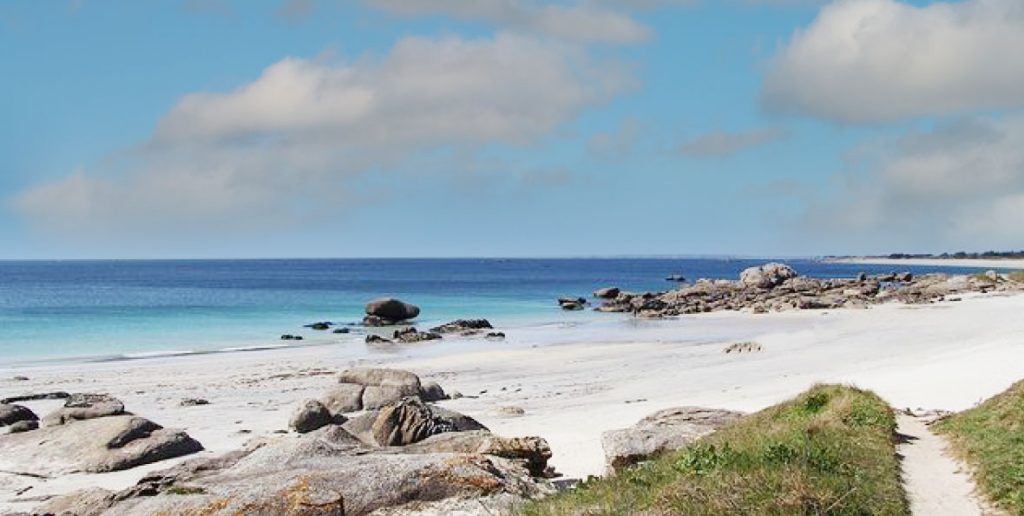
[834,257,1024,270]
[4,292,1024,512]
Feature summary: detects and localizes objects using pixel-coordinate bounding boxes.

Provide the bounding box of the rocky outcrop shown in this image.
[402,430,552,477]
[594,263,1022,318]
[41,393,126,427]
[601,406,743,473]
[365,298,421,325]
[0,403,37,427]
[430,318,494,334]
[37,424,554,516]
[0,414,203,475]
[321,383,366,414]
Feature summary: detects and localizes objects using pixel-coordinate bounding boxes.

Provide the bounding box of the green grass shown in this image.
[1007,271,1024,283]
[522,385,907,516]
[933,380,1024,513]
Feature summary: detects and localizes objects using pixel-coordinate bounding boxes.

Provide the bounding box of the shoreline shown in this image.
[831,256,1024,270]
[5,292,1024,511]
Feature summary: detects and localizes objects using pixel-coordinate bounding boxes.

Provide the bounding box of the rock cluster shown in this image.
[601,406,743,473]
[594,262,1023,317]
[430,318,494,334]
[306,368,451,422]
[40,369,555,515]
[0,394,202,476]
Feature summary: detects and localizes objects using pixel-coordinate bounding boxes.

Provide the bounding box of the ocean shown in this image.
[0,258,992,364]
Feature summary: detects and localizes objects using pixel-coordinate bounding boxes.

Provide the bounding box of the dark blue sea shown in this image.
[0,258,993,363]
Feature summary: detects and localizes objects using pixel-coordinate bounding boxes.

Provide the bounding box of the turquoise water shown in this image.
[0,258,991,363]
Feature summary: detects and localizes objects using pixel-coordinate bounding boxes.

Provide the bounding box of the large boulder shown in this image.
[338,367,424,410]
[343,397,488,447]
[593,287,621,299]
[38,425,554,516]
[601,406,743,473]
[321,383,365,414]
[365,298,420,323]
[41,393,126,427]
[0,403,37,427]
[739,263,798,289]
[289,399,336,434]
[0,415,203,475]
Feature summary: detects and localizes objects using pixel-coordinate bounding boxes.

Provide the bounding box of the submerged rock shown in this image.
[430,318,494,334]
[392,327,442,343]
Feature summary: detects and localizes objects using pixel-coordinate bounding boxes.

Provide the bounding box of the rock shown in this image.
[557,297,587,307]
[365,334,392,344]
[498,406,526,417]
[420,381,448,402]
[739,263,798,289]
[339,368,423,410]
[896,272,914,282]
[594,287,621,299]
[339,367,422,391]
[430,319,494,334]
[45,425,553,516]
[665,275,687,282]
[280,334,303,341]
[179,398,209,407]
[393,327,442,343]
[306,322,331,330]
[560,301,584,311]
[42,394,126,427]
[365,298,421,322]
[485,331,506,340]
[321,383,365,414]
[857,272,867,282]
[0,415,203,475]
[333,327,351,334]
[290,399,336,434]
[8,419,38,433]
[0,403,38,426]
[368,397,488,447]
[1,391,70,404]
[12,375,29,381]
[723,341,762,354]
[601,407,743,473]
[32,487,115,516]
[403,430,552,477]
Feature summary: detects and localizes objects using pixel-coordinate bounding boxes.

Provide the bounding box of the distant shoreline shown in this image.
[829,257,1024,270]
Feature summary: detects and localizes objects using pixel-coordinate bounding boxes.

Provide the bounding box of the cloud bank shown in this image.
[804,116,1024,249]
[763,0,1024,123]
[15,34,632,237]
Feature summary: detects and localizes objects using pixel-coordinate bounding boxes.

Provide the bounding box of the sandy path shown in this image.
[897,414,995,515]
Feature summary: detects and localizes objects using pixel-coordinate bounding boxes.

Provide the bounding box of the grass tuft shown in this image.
[521,384,907,515]
[933,380,1024,513]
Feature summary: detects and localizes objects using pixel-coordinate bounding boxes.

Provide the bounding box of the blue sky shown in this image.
[2,0,1022,258]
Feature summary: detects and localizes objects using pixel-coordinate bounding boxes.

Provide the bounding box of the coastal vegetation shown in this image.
[522,384,907,515]
[934,380,1024,514]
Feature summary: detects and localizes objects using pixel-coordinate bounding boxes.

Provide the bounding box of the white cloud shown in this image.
[679,127,785,157]
[763,0,1024,123]
[803,116,1024,249]
[16,34,632,237]
[365,0,655,44]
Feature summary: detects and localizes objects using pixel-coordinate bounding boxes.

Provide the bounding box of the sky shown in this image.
[2,0,1023,259]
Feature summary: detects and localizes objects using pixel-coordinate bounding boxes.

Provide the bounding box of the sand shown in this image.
[4,292,1024,512]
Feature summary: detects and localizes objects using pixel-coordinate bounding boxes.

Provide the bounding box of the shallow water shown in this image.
[0,258,992,363]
